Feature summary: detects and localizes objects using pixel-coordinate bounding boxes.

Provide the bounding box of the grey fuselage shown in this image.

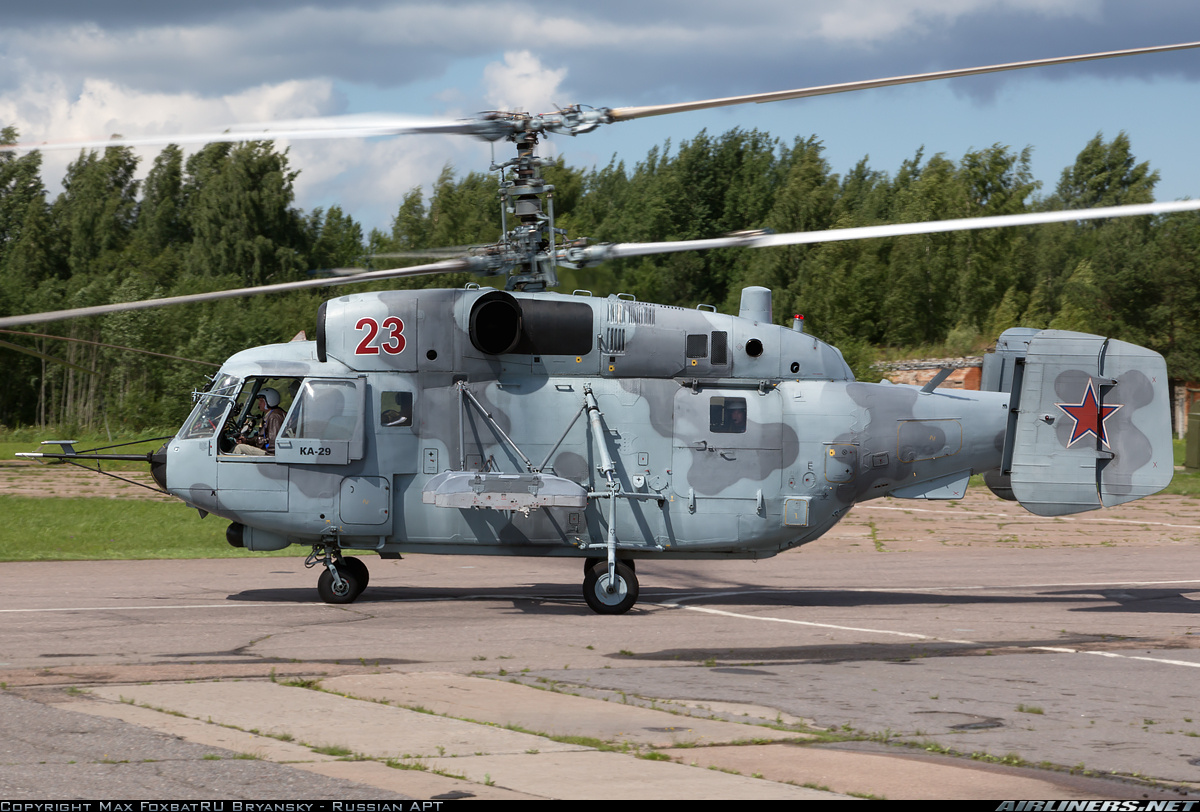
[161,286,1009,559]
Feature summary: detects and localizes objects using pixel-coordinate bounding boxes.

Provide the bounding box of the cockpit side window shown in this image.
[380,391,413,428]
[212,376,302,455]
[280,379,362,441]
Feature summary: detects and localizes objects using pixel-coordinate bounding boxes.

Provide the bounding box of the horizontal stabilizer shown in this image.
[1003,329,1172,516]
[892,470,971,500]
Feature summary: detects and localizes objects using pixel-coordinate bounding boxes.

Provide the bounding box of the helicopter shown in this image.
[5,41,1200,614]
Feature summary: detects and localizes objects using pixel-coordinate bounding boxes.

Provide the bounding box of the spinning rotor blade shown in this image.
[367,246,482,260]
[0,258,477,329]
[5,200,1198,330]
[0,338,95,374]
[609,41,1200,122]
[4,42,1197,151]
[0,329,218,367]
[563,200,1200,265]
[0,114,503,153]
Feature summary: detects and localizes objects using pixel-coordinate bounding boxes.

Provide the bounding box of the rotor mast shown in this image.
[490,128,561,291]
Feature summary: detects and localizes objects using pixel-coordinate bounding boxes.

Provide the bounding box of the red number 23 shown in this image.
[354,316,405,355]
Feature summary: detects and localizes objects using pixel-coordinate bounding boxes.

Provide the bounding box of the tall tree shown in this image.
[309,205,364,270]
[136,144,188,255]
[183,141,307,286]
[1054,132,1158,210]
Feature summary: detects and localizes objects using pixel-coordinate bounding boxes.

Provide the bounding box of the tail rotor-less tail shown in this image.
[983,328,1173,516]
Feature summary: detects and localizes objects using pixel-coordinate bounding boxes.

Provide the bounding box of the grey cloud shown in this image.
[3,1,1197,106]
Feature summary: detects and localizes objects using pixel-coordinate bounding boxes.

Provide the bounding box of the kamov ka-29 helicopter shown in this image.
[6,41,1200,614]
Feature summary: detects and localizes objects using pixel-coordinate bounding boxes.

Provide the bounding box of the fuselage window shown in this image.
[381,391,414,428]
[710,396,747,434]
[711,331,728,365]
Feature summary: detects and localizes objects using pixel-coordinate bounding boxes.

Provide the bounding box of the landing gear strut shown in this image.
[583,556,634,574]
[582,560,638,615]
[307,543,369,604]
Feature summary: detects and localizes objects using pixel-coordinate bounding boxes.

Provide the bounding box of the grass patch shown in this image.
[1161,441,1200,495]
[0,495,303,561]
[1016,704,1044,715]
[310,744,354,757]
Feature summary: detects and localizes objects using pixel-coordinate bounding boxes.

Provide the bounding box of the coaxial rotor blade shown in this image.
[0,338,96,374]
[0,329,219,367]
[7,42,1196,152]
[608,41,1200,122]
[0,258,480,329]
[566,200,1200,264]
[0,114,504,153]
[367,246,482,260]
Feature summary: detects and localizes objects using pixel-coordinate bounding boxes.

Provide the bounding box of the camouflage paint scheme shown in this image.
[158,287,1170,572]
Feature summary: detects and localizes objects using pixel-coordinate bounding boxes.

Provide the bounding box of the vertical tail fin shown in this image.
[983,329,1172,516]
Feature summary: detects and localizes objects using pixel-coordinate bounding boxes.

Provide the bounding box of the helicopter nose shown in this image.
[150,442,168,491]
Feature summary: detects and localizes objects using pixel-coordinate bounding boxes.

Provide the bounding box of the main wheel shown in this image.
[339,555,370,589]
[317,565,364,604]
[582,561,639,615]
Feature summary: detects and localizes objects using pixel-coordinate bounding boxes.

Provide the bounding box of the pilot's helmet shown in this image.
[259,388,281,408]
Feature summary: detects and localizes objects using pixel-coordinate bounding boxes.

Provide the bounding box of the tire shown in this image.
[339,556,370,590]
[582,560,639,615]
[317,566,363,604]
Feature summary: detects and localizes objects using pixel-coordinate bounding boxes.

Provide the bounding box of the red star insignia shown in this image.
[1056,378,1122,448]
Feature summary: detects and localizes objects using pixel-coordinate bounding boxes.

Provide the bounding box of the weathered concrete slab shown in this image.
[321,672,803,748]
[661,743,1112,801]
[88,681,582,758]
[83,680,847,799]
[295,760,539,801]
[51,698,337,762]
[56,697,539,800]
[415,750,837,800]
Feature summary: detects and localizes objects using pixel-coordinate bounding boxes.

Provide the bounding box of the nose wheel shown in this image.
[309,545,370,604]
[583,560,639,615]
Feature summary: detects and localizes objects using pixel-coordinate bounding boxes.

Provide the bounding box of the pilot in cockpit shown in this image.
[234,388,286,455]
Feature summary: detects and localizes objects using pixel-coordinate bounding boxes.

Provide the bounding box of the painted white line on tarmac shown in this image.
[663,597,1200,670]
[1080,650,1200,668]
[658,600,977,645]
[872,578,1200,592]
[0,602,336,613]
[663,580,1200,597]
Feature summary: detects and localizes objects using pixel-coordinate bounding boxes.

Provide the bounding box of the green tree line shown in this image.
[2,125,1198,431]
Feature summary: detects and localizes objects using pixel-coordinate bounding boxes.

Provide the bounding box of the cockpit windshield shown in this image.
[179,374,241,440]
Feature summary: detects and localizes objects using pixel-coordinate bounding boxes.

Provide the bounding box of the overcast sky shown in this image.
[2,0,1198,233]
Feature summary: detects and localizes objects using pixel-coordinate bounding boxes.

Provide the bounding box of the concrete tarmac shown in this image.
[3,491,1200,800]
